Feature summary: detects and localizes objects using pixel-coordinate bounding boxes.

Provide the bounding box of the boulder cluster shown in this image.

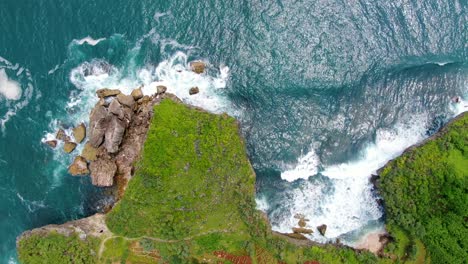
[286,214,327,240]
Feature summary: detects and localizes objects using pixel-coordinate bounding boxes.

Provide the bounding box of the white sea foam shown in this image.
[272,114,429,244]
[281,149,320,181]
[0,57,34,132]
[0,69,22,100]
[74,36,106,46]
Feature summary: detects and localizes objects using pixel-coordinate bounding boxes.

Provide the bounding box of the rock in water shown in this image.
[89,158,117,187]
[116,94,135,108]
[63,141,77,153]
[45,140,57,148]
[104,116,126,153]
[81,143,98,161]
[131,87,143,100]
[56,129,70,141]
[317,224,327,236]
[68,156,89,175]
[88,105,110,147]
[96,88,121,98]
[189,87,199,95]
[156,85,167,94]
[73,123,86,143]
[190,61,205,74]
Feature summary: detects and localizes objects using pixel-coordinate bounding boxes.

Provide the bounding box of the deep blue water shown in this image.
[0,0,466,262]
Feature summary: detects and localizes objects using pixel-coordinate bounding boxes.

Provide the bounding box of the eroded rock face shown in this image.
[89,158,117,187]
[73,123,86,143]
[104,116,126,154]
[68,156,89,176]
[88,105,110,147]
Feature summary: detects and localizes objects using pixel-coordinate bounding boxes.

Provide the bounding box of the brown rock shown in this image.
[298,218,308,228]
[317,224,327,236]
[96,88,121,98]
[292,227,313,234]
[104,116,126,153]
[189,87,199,95]
[131,87,144,100]
[89,158,117,187]
[190,61,205,74]
[81,143,98,161]
[63,141,77,153]
[108,99,124,119]
[68,156,89,176]
[285,233,308,240]
[156,85,167,94]
[88,105,111,147]
[73,123,86,143]
[45,140,57,148]
[56,129,70,141]
[116,94,135,108]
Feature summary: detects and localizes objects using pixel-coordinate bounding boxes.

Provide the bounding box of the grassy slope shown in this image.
[18,100,466,263]
[379,113,468,263]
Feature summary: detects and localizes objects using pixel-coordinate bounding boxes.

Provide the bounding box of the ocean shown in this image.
[0,0,466,262]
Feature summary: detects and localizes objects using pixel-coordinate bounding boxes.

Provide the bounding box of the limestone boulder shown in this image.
[190,61,205,74]
[63,141,77,153]
[73,123,86,143]
[116,94,135,108]
[89,158,117,187]
[68,156,89,176]
[131,87,143,100]
[96,88,121,98]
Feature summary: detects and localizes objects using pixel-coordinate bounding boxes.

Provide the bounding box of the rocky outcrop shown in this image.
[89,158,117,187]
[45,140,57,148]
[131,87,143,100]
[189,87,199,95]
[96,88,121,98]
[73,123,86,143]
[190,61,205,74]
[116,94,135,108]
[104,116,126,154]
[292,227,313,234]
[157,85,167,94]
[317,224,327,236]
[81,143,98,161]
[88,105,110,147]
[56,129,70,141]
[68,156,89,176]
[63,141,77,153]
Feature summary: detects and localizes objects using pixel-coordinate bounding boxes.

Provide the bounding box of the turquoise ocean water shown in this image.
[0,1,466,262]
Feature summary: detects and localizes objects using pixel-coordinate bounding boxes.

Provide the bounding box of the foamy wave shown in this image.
[281,149,320,181]
[0,56,34,132]
[74,36,106,46]
[271,114,429,243]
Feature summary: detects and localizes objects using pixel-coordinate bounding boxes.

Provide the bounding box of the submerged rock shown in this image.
[116,94,135,108]
[131,87,143,100]
[63,141,77,153]
[73,123,86,143]
[190,61,205,74]
[45,140,57,148]
[156,85,167,94]
[189,87,199,95]
[89,158,117,187]
[68,156,89,176]
[317,224,327,236]
[96,88,121,98]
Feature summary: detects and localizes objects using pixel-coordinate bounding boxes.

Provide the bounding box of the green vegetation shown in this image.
[17,231,99,264]
[380,113,468,263]
[16,100,467,263]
